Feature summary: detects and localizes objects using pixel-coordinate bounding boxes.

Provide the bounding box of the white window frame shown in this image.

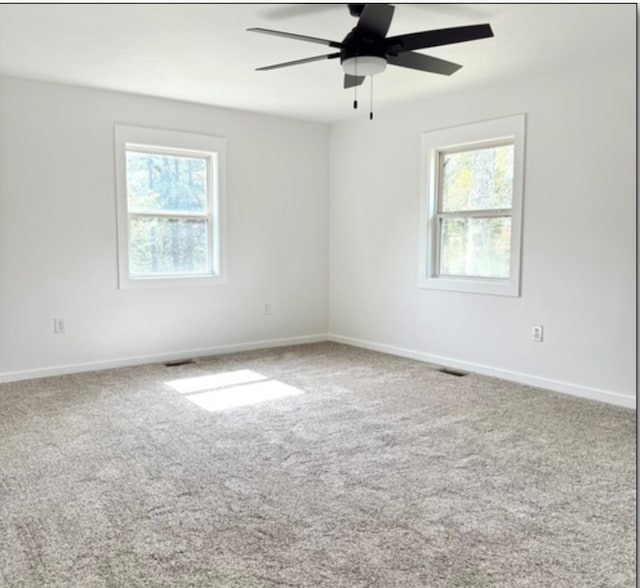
[419,114,526,296]
[114,124,227,289]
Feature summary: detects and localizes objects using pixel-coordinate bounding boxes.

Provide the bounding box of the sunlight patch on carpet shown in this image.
[166,370,266,394]
[165,369,304,412]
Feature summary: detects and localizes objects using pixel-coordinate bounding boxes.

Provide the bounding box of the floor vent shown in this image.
[437,367,468,377]
[163,359,195,367]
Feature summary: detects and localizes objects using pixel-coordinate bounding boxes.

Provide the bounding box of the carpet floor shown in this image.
[0,342,635,587]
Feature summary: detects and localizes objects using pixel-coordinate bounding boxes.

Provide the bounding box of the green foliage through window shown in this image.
[129,218,208,275]
[126,151,207,213]
[125,149,212,276]
[440,217,511,278]
[441,144,513,212]
[437,143,514,279]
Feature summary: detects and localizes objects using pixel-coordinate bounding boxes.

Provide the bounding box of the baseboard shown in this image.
[328,334,636,410]
[3,333,635,410]
[0,334,329,384]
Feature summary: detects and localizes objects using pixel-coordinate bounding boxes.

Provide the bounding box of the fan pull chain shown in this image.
[353,57,358,109]
[369,75,374,120]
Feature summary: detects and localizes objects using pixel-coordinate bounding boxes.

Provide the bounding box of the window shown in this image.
[115,125,226,288]
[419,114,525,296]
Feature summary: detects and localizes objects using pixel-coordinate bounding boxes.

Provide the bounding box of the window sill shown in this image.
[118,273,227,290]
[419,275,520,297]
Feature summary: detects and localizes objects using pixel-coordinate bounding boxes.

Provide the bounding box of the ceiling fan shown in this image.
[248,3,494,90]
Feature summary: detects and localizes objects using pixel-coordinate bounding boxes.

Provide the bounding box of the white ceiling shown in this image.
[0,3,635,124]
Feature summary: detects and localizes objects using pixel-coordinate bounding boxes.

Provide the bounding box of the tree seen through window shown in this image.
[125,151,211,275]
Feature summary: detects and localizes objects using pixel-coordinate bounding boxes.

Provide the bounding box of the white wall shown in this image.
[0,56,635,408]
[329,55,636,407]
[0,76,329,379]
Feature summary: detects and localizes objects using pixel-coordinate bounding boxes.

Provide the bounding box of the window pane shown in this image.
[441,145,513,212]
[440,217,511,279]
[126,151,208,213]
[129,217,209,275]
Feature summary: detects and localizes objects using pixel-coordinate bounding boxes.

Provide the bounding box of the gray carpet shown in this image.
[0,342,635,587]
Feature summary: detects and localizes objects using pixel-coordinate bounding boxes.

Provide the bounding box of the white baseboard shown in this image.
[0,334,328,384]
[3,333,635,410]
[328,334,636,410]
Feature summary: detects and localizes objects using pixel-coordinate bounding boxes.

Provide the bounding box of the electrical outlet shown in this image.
[263,303,272,316]
[54,318,66,334]
[531,325,543,342]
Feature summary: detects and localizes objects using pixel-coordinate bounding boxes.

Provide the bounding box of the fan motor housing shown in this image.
[340,28,387,64]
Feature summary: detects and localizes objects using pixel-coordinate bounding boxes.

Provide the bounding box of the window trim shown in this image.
[114,124,227,289]
[419,114,526,296]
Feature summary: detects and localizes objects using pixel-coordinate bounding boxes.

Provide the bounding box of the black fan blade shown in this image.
[247,27,343,48]
[387,52,462,76]
[344,74,366,89]
[256,53,340,71]
[386,24,493,53]
[356,4,395,38]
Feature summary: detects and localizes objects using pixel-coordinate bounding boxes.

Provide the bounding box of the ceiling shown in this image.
[0,3,635,124]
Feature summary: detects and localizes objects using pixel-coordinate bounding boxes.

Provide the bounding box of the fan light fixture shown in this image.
[341,56,387,76]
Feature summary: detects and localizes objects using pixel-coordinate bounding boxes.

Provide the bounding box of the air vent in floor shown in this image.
[437,367,468,377]
[163,359,195,367]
